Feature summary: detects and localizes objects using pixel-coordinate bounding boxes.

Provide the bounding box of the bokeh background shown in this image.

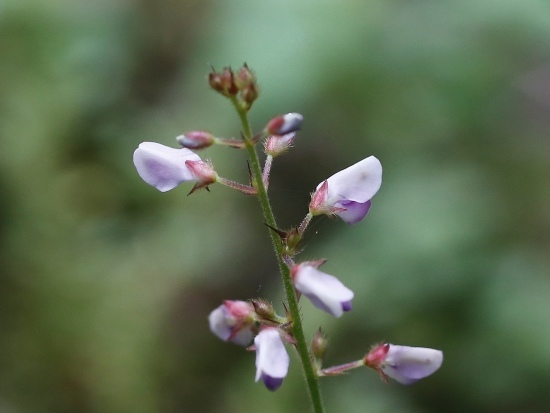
[1,0,550,412]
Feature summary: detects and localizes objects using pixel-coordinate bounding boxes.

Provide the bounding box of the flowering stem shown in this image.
[231,97,325,413]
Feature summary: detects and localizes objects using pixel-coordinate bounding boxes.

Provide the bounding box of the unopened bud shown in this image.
[208,67,238,97]
[265,133,295,157]
[251,299,277,321]
[235,64,256,90]
[266,113,303,136]
[177,131,215,149]
[285,227,302,255]
[311,328,329,360]
[241,83,259,108]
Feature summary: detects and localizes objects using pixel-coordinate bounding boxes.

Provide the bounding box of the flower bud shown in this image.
[208,67,238,97]
[265,133,295,157]
[234,64,256,90]
[241,83,259,108]
[208,300,256,346]
[364,343,443,385]
[311,328,329,361]
[176,131,215,150]
[251,299,277,321]
[265,113,303,136]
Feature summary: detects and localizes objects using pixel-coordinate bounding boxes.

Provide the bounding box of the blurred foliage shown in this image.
[1,0,549,412]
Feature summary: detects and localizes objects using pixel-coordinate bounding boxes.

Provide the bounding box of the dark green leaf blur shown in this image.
[1,1,549,412]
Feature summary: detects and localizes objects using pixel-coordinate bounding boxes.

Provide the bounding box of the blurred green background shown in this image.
[1,0,549,412]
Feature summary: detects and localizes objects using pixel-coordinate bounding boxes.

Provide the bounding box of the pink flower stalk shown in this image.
[254,328,290,391]
[291,262,354,318]
[364,343,443,385]
[133,142,216,192]
[208,300,256,346]
[309,156,382,224]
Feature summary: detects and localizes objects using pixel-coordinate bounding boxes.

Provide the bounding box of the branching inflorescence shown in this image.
[132,65,443,412]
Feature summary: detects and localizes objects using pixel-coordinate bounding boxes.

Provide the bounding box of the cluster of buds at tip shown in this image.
[209,65,259,110]
[364,343,443,385]
[133,142,217,193]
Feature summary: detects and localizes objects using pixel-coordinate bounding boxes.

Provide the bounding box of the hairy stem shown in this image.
[231,97,325,413]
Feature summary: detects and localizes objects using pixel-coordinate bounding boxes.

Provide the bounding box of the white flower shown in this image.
[292,263,354,318]
[208,301,255,346]
[365,343,443,385]
[133,142,206,192]
[310,156,382,224]
[254,328,290,391]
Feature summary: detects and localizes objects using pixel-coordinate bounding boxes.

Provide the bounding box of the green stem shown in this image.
[231,97,325,413]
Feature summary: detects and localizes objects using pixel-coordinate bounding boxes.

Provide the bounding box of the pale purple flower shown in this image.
[291,263,354,318]
[365,343,443,385]
[208,300,256,346]
[133,142,215,192]
[309,156,382,224]
[254,328,290,391]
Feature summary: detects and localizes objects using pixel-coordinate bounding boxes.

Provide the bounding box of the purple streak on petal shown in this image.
[262,374,284,391]
[341,300,352,312]
[334,200,372,224]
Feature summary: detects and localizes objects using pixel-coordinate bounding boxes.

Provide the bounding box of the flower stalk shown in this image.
[230,96,325,413]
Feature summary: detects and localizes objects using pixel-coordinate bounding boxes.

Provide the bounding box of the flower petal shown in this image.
[133,142,201,192]
[255,329,289,391]
[334,200,372,225]
[294,265,354,317]
[322,156,382,203]
[381,345,443,385]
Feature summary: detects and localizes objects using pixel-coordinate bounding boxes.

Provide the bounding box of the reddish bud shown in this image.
[208,67,238,97]
[265,113,303,136]
[177,131,215,149]
[235,64,256,90]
